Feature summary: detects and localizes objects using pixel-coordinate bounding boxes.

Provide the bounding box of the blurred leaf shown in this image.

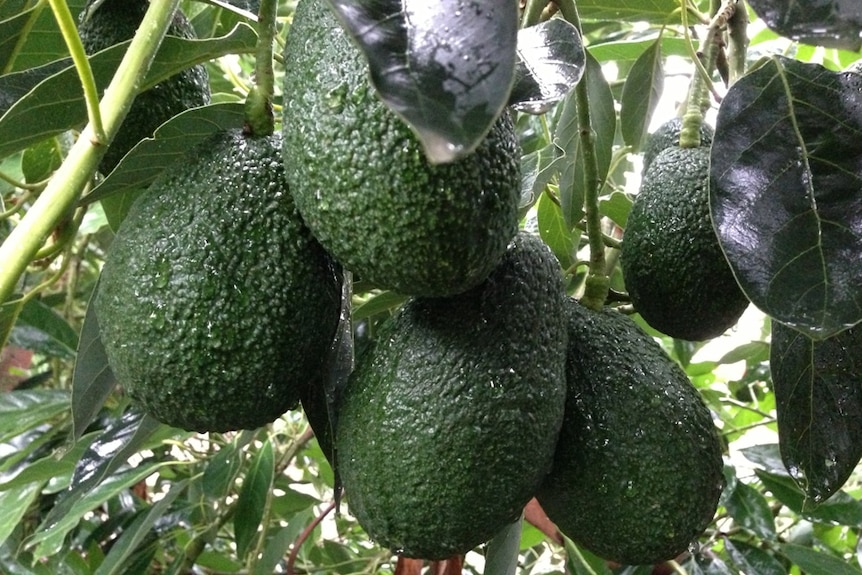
[537,191,579,269]
[780,543,862,575]
[271,487,319,517]
[253,524,298,575]
[21,136,64,183]
[588,37,690,63]
[325,0,517,163]
[0,23,257,159]
[719,341,770,365]
[555,51,615,227]
[84,102,247,217]
[563,536,613,575]
[94,479,188,575]
[0,294,24,350]
[740,443,789,476]
[725,481,776,539]
[351,291,406,322]
[770,322,862,501]
[484,518,522,575]
[620,36,664,150]
[725,539,787,575]
[509,18,585,114]
[71,288,116,441]
[756,469,862,525]
[576,0,681,22]
[202,429,254,499]
[710,56,862,339]
[17,298,78,355]
[0,482,42,547]
[0,390,69,442]
[234,438,274,558]
[598,190,632,228]
[747,0,862,51]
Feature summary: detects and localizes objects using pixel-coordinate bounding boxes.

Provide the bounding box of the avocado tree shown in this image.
[2,0,862,573]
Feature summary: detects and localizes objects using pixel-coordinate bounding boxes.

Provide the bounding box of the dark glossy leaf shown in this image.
[0,23,256,159]
[740,443,790,476]
[324,0,518,164]
[755,469,862,525]
[0,432,96,492]
[16,298,78,354]
[575,0,681,22]
[484,519,522,575]
[555,51,615,227]
[0,390,69,442]
[770,321,862,501]
[620,36,663,150]
[780,543,862,575]
[234,438,274,558]
[509,18,585,114]
[4,0,86,71]
[725,539,787,575]
[71,287,116,441]
[710,56,862,339]
[0,5,41,75]
[0,59,70,119]
[725,481,776,539]
[747,0,862,51]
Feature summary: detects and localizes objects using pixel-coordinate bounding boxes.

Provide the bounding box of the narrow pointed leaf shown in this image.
[770,321,862,501]
[483,518,522,575]
[620,36,664,150]
[747,0,862,51]
[324,0,518,164]
[710,56,862,339]
[201,430,254,499]
[0,482,42,547]
[725,539,787,575]
[563,536,613,575]
[71,286,116,441]
[16,299,78,354]
[724,481,776,539]
[234,438,275,558]
[0,390,69,441]
[780,543,862,575]
[509,18,585,114]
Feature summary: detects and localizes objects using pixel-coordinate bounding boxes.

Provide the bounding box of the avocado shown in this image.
[641,117,714,173]
[78,0,210,174]
[620,145,749,340]
[281,0,521,297]
[336,232,567,559]
[94,129,342,432]
[536,300,725,565]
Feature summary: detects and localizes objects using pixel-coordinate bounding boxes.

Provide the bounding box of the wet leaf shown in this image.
[747,0,862,51]
[324,0,518,164]
[724,539,787,575]
[234,438,274,558]
[710,56,862,339]
[725,481,776,539]
[71,287,116,441]
[755,469,862,525]
[770,321,862,501]
[620,36,664,150]
[780,543,862,575]
[509,18,585,114]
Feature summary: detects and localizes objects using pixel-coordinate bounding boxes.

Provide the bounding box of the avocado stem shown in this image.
[0,0,180,305]
[47,0,105,143]
[520,0,550,27]
[244,0,277,136]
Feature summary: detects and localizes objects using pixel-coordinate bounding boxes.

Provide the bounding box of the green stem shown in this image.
[244,0,278,136]
[47,0,104,142]
[0,0,180,305]
[726,1,748,85]
[520,0,549,27]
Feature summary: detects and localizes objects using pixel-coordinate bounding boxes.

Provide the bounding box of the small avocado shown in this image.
[336,232,567,559]
[78,0,210,174]
[95,129,342,432]
[621,145,749,340]
[281,0,521,297]
[536,299,725,565]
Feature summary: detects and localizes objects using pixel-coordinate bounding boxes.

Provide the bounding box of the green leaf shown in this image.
[253,524,298,575]
[83,102,247,219]
[747,0,862,51]
[755,469,862,525]
[725,481,776,539]
[719,341,770,365]
[520,142,561,207]
[740,443,789,476]
[724,539,787,575]
[575,0,681,22]
[0,23,257,160]
[0,5,39,71]
[16,298,78,355]
[0,390,69,442]
[71,287,116,441]
[351,291,406,321]
[598,190,632,228]
[234,438,275,558]
[0,432,97,492]
[770,321,862,501]
[588,37,690,63]
[555,51,615,227]
[620,36,664,150]
[563,536,613,575]
[325,0,517,163]
[537,191,579,269]
[202,430,255,499]
[483,518,522,575]
[4,0,86,71]
[710,56,862,339]
[21,136,64,183]
[780,543,862,575]
[0,481,42,547]
[94,479,188,575]
[0,294,24,350]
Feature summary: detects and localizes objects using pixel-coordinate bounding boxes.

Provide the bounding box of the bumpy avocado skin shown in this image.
[336,232,567,559]
[537,300,725,565]
[641,117,714,173]
[620,145,749,341]
[281,0,521,297]
[95,130,342,432]
[78,0,210,174]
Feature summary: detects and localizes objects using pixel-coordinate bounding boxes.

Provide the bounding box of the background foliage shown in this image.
[2,0,862,573]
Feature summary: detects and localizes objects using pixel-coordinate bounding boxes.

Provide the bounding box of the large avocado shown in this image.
[641,117,714,173]
[95,129,342,432]
[336,232,567,559]
[536,299,725,565]
[78,0,210,174]
[281,0,521,297]
[620,145,749,340]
